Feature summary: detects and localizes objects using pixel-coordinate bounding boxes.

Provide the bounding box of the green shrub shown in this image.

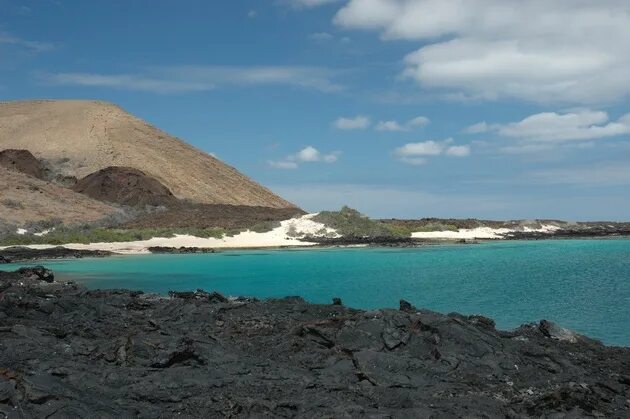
[0,226,230,246]
[414,223,459,232]
[247,221,281,233]
[312,206,411,238]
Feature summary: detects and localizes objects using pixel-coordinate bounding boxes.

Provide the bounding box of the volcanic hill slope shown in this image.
[71,166,179,208]
[0,166,117,225]
[0,100,295,208]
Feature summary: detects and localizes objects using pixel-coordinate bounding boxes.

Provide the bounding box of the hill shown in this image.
[0,100,295,208]
[71,166,179,207]
[0,149,46,179]
[0,166,117,225]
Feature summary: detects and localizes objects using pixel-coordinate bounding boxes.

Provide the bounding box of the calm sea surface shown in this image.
[6,239,630,346]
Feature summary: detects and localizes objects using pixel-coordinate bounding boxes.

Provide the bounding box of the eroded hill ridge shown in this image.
[0,100,296,208]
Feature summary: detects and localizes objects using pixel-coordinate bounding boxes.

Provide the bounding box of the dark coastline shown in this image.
[1,268,629,417]
[2,230,630,265]
[0,247,112,264]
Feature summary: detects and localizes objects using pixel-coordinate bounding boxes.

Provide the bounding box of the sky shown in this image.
[1,0,629,220]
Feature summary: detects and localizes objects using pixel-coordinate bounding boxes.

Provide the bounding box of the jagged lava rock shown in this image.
[0,270,629,417]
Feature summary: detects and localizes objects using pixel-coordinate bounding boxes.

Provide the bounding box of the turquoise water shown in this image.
[5,240,630,346]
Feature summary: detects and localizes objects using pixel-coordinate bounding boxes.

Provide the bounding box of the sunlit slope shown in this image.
[0,100,296,208]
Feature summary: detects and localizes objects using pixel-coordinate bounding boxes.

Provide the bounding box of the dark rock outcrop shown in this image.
[148,246,216,254]
[0,246,112,264]
[0,270,629,417]
[72,166,178,207]
[0,149,45,179]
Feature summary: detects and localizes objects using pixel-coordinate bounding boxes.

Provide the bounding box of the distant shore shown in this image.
[3,213,630,260]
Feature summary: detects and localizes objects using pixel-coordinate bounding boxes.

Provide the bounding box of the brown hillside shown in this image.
[0,167,117,225]
[0,100,296,208]
[72,166,178,207]
[0,149,46,179]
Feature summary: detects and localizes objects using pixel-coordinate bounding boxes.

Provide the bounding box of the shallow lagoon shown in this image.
[7,239,630,346]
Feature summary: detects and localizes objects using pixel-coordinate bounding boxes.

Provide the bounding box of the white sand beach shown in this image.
[1,214,338,254]
[1,214,565,254]
[411,224,561,240]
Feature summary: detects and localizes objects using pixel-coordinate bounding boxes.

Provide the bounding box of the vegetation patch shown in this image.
[412,223,459,232]
[0,226,228,246]
[312,206,412,238]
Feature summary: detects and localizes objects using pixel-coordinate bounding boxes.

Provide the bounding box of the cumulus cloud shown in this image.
[445,145,471,157]
[269,146,340,169]
[44,65,344,93]
[496,110,630,142]
[467,110,630,148]
[334,115,371,130]
[464,122,490,134]
[295,146,321,162]
[395,140,445,156]
[333,0,630,104]
[280,0,342,9]
[376,120,406,132]
[394,138,471,164]
[376,115,430,132]
[408,116,430,127]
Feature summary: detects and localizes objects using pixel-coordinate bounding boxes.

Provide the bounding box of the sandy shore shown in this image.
[1,217,566,254]
[411,224,561,240]
[1,214,337,254]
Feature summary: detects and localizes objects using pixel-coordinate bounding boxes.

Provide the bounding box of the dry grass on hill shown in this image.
[0,100,297,208]
[0,166,117,225]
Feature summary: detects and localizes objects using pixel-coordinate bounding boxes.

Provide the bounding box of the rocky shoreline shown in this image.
[1,268,629,417]
[0,246,112,264]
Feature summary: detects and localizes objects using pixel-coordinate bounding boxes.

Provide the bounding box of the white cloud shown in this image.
[247,9,258,18]
[408,116,430,127]
[281,0,342,9]
[400,157,427,166]
[296,145,321,162]
[268,160,299,170]
[375,115,430,132]
[270,146,340,169]
[394,138,471,164]
[470,110,630,144]
[0,32,56,53]
[395,140,445,156]
[445,145,471,157]
[310,32,334,41]
[333,0,630,104]
[334,115,370,130]
[44,65,344,93]
[464,122,490,134]
[323,152,340,163]
[45,73,214,94]
[376,120,406,132]
[497,110,630,142]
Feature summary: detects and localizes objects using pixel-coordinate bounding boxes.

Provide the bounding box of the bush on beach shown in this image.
[312,206,413,238]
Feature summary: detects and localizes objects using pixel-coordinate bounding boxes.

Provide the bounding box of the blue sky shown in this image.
[2,0,630,220]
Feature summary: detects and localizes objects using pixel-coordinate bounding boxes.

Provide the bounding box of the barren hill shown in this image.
[0,149,46,179]
[0,100,296,208]
[0,166,117,225]
[72,166,178,207]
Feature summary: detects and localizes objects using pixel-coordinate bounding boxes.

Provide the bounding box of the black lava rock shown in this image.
[0,268,629,417]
